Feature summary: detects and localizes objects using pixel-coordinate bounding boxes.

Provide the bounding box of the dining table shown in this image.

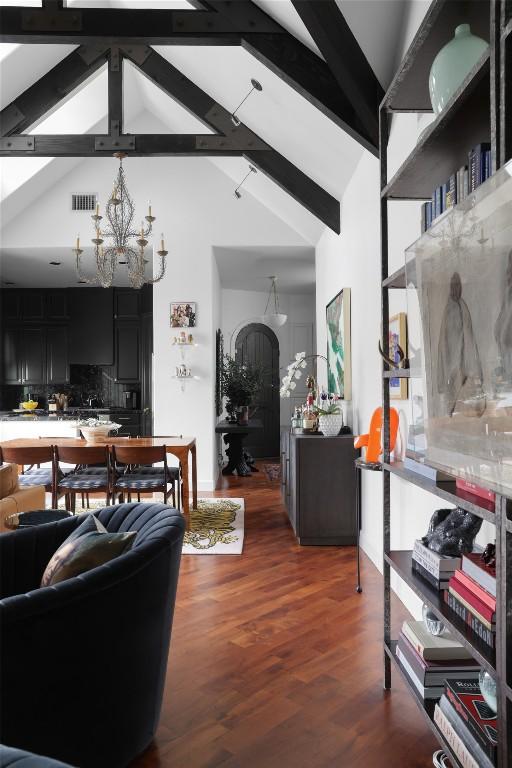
[0,435,197,519]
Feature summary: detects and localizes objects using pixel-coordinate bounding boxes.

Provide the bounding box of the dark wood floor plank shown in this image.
[130,464,436,767]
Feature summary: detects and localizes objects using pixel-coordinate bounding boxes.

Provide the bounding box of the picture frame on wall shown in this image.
[170,302,196,328]
[389,312,408,400]
[326,288,351,399]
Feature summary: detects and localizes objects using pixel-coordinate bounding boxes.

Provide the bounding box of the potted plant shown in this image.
[316,403,344,437]
[221,354,263,425]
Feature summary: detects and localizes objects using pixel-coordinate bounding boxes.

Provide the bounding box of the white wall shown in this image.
[315,0,495,618]
[1,154,309,490]
[220,287,316,427]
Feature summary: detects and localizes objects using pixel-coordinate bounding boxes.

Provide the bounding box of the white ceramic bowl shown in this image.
[80,424,121,443]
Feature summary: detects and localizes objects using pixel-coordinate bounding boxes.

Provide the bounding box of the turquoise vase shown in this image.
[429,24,488,115]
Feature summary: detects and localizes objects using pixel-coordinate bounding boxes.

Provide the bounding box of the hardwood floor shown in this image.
[132,463,437,768]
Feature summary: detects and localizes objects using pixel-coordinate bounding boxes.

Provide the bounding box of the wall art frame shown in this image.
[389,312,408,400]
[170,302,197,328]
[326,287,352,399]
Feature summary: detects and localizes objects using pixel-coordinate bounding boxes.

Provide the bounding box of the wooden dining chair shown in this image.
[1,445,58,507]
[55,445,111,512]
[111,445,171,505]
[120,437,181,508]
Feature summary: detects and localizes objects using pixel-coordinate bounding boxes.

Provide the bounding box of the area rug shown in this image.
[183,498,244,555]
[263,463,281,482]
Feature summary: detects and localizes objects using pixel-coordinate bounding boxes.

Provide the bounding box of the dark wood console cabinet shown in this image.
[280,429,358,545]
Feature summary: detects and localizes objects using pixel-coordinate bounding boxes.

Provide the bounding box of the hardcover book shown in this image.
[397,633,480,687]
[448,576,496,624]
[404,456,453,484]
[444,591,495,648]
[434,705,480,768]
[412,559,450,591]
[452,570,496,611]
[448,588,495,631]
[455,478,495,503]
[462,552,496,597]
[395,644,444,699]
[401,620,472,661]
[439,694,495,767]
[445,679,498,757]
[413,539,461,572]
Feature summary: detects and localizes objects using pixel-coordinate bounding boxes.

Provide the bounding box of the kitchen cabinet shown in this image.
[22,327,46,384]
[115,290,140,319]
[3,327,22,384]
[113,412,141,437]
[46,291,68,320]
[68,288,114,365]
[115,321,140,382]
[22,292,45,321]
[46,326,69,384]
[281,430,358,545]
[3,293,21,322]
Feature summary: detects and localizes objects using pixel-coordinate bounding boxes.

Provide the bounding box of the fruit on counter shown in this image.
[21,400,39,410]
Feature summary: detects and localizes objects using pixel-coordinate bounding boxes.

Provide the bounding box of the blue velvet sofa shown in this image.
[0,503,185,768]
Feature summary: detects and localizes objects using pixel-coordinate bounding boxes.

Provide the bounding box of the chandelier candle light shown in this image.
[73,153,167,289]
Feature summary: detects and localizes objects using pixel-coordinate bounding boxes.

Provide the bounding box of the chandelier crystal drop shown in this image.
[73,153,167,289]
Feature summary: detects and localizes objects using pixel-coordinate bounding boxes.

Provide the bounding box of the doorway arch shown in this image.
[235,323,280,458]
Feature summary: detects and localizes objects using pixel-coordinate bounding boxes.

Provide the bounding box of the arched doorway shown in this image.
[235,323,280,458]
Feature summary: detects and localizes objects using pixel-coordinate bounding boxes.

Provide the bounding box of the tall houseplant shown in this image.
[221,354,264,425]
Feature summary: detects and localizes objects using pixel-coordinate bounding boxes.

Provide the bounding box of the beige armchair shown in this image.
[0,463,46,532]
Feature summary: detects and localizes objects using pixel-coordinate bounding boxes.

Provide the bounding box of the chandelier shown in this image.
[73,152,167,289]
[261,276,287,328]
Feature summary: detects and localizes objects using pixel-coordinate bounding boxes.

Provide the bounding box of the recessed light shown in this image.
[77,280,87,284]
[118,261,127,265]
[3,281,15,285]
[49,261,61,266]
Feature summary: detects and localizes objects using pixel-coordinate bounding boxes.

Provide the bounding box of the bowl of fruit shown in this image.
[21,400,39,411]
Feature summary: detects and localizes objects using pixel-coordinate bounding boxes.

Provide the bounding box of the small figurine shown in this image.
[422,507,482,556]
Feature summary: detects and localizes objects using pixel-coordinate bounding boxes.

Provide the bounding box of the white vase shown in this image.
[318,414,343,437]
[429,24,488,115]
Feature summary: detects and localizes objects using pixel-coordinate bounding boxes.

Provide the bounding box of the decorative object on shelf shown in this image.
[78,418,121,443]
[354,406,399,464]
[173,331,195,345]
[175,364,192,378]
[260,276,287,328]
[234,164,257,199]
[326,287,351,399]
[422,603,445,636]
[221,353,263,425]
[230,78,263,127]
[73,153,167,289]
[478,669,497,714]
[215,329,224,418]
[170,302,196,328]
[421,507,482,556]
[317,403,344,437]
[388,313,408,399]
[429,24,488,115]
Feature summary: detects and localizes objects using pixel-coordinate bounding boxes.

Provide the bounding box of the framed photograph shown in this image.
[326,288,351,399]
[389,312,408,399]
[170,302,196,328]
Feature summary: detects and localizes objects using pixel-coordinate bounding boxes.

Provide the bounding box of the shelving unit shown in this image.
[380,1,511,766]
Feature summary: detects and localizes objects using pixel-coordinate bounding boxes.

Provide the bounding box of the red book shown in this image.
[452,570,496,611]
[449,575,496,624]
[456,478,495,503]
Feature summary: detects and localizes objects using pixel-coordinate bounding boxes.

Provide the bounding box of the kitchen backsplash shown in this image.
[0,365,140,410]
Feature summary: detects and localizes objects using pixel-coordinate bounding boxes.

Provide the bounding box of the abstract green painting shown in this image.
[326,288,351,399]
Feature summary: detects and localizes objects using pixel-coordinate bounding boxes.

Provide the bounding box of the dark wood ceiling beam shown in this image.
[202,0,377,155]
[108,47,123,136]
[290,0,383,149]
[0,45,109,136]
[124,47,340,232]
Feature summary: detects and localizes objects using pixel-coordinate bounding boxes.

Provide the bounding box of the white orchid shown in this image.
[289,381,296,390]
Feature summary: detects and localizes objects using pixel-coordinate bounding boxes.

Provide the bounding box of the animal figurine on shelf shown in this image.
[354,406,399,464]
[422,507,482,556]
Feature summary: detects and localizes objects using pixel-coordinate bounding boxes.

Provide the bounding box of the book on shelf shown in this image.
[434,704,481,768]
[469,143,491,192]
[455,478,496,503]
[413,539,461,572]
[444,591,496,648]
[462,552,496,598]
[412,559,451,591]
[446,173,457,209]
[395,644,444,700]
[445,678,498,759]
[403,456,454,483]
[453,570,496,611]
[397,633,480,687]
[448,575,496,626]
[439,694,495,768]
[448,587,495,632]
[401,620,473,661]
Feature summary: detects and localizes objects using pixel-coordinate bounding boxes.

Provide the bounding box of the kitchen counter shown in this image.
[1,408,141,421]
[0,408,142,440]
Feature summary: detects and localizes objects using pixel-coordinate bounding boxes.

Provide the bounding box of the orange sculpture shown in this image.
[354,407,399,464]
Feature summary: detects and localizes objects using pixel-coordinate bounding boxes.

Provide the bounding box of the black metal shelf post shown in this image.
[379,1,511,765]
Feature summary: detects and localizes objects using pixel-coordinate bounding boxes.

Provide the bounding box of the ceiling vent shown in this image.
[72,193,97,212]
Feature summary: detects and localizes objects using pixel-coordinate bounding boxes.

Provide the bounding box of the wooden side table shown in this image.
[215,420,263,476]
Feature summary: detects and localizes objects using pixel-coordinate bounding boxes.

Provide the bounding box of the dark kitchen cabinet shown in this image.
[46,326,69,384]
[46,291,68,320]
[113,412,141,437]
[22,292,45,321]
[115,321,140,382]
[3,327,22,384]
[69,288,114,365]
[281,430,358,545]
[115,290,140,319]
[3,293,21,322]
[21,327,46,384]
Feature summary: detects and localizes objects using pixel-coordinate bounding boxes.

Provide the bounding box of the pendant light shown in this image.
[261,276,287,328]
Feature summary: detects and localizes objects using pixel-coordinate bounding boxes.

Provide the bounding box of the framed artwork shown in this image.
[389,312,408,399]
[326,288,351,399]
[170,302,196,328]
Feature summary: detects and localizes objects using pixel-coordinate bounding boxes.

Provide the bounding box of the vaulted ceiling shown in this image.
[0,0,408,287]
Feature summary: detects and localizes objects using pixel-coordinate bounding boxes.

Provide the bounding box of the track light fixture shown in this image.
[234,165,257,200]
[230,78,263,126]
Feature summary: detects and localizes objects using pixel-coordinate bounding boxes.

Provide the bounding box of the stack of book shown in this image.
[434,679,497,768]
[421,142,491,233]
[396,620,478,701]
[412,539,461,591]
[444,552,497,649]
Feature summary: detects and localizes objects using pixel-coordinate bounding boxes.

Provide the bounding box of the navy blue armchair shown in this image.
[0,503,185,768]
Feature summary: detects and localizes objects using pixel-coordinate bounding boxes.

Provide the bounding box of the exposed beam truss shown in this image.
[0,45,340,232]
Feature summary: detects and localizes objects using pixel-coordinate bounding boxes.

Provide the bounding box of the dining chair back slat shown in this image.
[55,445,110,466]
[1,445,54,467]
[113,445,166,466]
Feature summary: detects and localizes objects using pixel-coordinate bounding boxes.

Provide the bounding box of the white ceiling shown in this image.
[214,245,315,294]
